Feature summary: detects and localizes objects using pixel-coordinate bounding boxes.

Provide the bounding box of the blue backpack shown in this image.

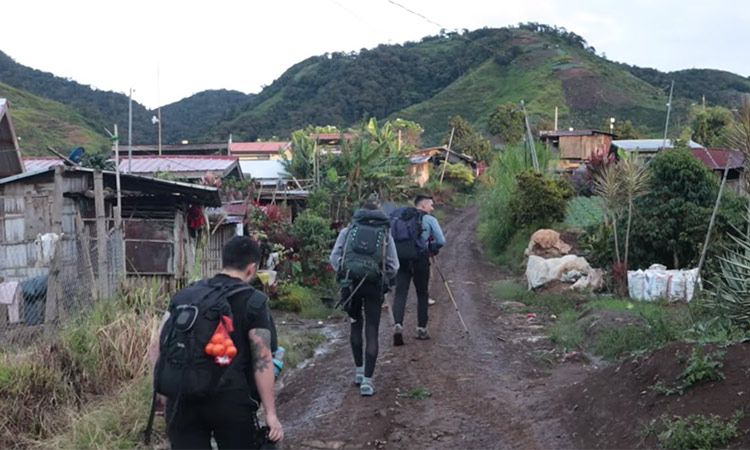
[390,206,427,261]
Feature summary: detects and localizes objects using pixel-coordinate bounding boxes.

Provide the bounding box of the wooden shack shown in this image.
[539,130,615,170]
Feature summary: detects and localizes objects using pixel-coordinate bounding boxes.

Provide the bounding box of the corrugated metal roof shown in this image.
[409,155,431,164]
[239,159,287,179]
[115,155,238,174]
[540,129,615,138]
[612,139,704,151]
[310,133,355,140]
[691,148,744,170]
[23,157,64,171]
[229,141,291,153]
[0,166,222,206]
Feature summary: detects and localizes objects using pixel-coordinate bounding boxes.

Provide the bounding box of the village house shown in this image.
[407,146,479,187]
[0,165,223,329]
[539,129,615,171]
[690,147,746,193]
[121,142,229,156]
[611,138,704,162]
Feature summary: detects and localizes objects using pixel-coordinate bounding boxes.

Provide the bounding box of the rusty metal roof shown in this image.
[691,148,745,170]
[229,141,291,153]
[540,129,615,138]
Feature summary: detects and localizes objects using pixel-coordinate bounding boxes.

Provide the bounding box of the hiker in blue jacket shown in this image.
[391,194,445,345]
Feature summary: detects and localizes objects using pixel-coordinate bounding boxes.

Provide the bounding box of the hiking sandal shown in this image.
[360,379,375,396]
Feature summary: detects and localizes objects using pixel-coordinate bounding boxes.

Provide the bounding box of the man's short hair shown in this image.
[222,236,262,271]
[414,194,433,207]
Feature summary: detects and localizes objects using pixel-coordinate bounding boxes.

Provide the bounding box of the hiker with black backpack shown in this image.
[330,199,399,396]
[390,194,445,345]
[146,236,283,449]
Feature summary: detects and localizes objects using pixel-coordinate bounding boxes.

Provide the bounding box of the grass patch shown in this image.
[492,227,534,273]
[492,279,528,299]
[41,377,166,450]
[548,309,584,352]
[645,411,744,449]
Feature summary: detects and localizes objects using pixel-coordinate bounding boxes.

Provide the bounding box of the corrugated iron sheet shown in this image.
[691,148,745,170]
[230,141,290,153]
[115,155,238,174]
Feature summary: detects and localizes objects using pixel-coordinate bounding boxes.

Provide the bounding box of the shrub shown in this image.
[655,411,742,449]
[291,211,335,287]
[652,345,725,395]
[510,170,572,228]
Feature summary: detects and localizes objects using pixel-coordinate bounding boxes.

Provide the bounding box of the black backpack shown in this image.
[144,279,267,444]
[390,206,427,261]
[337,209,391,285]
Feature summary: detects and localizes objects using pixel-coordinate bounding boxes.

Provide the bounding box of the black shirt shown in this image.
[207,274,271,392]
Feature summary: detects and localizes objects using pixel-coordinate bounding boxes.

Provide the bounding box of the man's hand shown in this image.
[266,413,284,442]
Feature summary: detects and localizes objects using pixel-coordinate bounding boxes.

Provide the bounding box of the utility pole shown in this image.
[128,88,133,173]
[157,106,162,155]
[662,80,675,150]
[521,100,539,171]
[554,106,558,131]
[439,127,455,185]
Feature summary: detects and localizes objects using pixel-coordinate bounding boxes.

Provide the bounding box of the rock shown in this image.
[525,229,572,258]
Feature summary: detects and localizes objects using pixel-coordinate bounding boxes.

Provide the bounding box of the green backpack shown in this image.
[337,209,390,286]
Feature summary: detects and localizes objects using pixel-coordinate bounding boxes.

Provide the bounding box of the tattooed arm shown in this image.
[249,328,284,442]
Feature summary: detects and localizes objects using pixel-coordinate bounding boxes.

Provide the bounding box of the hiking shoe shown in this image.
[393,324,404,346]
[428,298,436,306]
[360,378,375,396]
[354,367,364,385]
[416,327,430,340]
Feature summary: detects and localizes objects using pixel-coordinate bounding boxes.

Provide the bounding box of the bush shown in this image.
[510,170,572,228]
[291,211,335,287]
[655,411,742,449]
[478,143,556,258]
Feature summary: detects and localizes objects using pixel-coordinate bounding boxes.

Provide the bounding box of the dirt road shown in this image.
[276,205,581,449]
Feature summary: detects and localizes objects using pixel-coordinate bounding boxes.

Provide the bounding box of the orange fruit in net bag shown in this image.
[224,338,233,348]
[226,346,237,358]
[212,344,225,356]
[204,343,215,355]
[210,334,223,345]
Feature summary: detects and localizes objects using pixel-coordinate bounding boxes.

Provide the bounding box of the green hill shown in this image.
[205,26,750,144]
[3,25,750,148]
[0,81,110,155]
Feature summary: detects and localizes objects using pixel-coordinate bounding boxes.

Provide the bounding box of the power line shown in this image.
[385,0,445,30]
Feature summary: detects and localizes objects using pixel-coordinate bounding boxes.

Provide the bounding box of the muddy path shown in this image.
[276,205,586,449]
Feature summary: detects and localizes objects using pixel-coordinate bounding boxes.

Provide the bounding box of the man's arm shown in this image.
[329,228,348,269]
[384,234,400,280]
[423,215,446,247]
[249,328,284,442]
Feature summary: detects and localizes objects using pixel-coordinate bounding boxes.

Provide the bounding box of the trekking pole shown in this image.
[335,277,366,310]
[431,257,469,334]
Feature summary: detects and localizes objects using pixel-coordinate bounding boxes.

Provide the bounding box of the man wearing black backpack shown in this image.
[330,200,399,396]
[390,194,445,345]
[147,236,283,449]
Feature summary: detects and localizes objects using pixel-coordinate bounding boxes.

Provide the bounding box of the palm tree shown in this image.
[593,162,624,264]
[620,154,650,270]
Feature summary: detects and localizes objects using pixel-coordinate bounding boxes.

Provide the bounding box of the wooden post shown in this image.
[94,170,109,299]
[75,210,97,301]
[439,127,455,185]
[44,166,64,339]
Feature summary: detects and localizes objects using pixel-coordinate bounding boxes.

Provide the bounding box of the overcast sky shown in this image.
[3,0,749,109]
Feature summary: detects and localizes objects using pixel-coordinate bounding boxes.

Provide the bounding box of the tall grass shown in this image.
[479,142,556,259]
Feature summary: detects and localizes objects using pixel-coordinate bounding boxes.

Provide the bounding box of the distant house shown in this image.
[539,129,615,170]
[690,147,745,193]
[0,99,24,178]
[310,133,355,155]
[407,146,478,187]
[612,139,704,162]
[229,141,292,160]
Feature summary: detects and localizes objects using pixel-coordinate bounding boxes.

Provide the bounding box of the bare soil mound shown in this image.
[559,341,750,448]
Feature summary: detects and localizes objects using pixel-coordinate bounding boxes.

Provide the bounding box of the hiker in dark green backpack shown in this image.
[146,236,283,449]
[330,199,399,396]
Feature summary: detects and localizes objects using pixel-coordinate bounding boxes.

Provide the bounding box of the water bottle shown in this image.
[273,346,285,379]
